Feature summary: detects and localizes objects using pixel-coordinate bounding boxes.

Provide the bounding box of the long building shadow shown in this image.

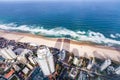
[62,39,70,51]
[93,51,105,59]
[117,56,120,62]
[72,48,79,56]
[54,39,62,50]
[84,52,89,58]
[103,52,111,59]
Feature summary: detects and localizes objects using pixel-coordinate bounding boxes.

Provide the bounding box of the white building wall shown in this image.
[0,49,12,59]
[115,66,120,75]
[37,46,55,76]
[37,57,51,76]
[100,59,111,71]
[28,57,36,65]
[47,53,55,74]
[5,47,16,59]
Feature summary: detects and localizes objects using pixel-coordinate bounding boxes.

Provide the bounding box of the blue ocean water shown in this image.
[0,1,120,46]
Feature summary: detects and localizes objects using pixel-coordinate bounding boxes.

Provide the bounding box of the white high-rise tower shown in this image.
[36,45,55,76]
[100,59,111,71]
[0,46,17,59]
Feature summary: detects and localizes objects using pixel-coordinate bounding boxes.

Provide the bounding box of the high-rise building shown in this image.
[58,49,66,61]
[115,66,120,75]
[17,49,32,64]
[100,59,111,71]
[87,57,95,70]
[73,56,79,66]
[36,45,55,76]
[28,56,36,65]
[0,47,17,59]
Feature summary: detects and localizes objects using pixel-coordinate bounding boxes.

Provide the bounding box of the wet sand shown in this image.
[0,30,120,63]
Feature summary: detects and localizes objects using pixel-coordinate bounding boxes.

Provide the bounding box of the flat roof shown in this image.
[4,69,15,79]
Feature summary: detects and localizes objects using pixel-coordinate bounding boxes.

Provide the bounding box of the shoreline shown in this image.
[0,30,118,50]
[0,30,120,63]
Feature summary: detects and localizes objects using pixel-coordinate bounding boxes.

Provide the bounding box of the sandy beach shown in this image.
[0,30,120,63]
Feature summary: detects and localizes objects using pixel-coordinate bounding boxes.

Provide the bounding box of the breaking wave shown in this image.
[0,23,120,46]
[110,33,120,39]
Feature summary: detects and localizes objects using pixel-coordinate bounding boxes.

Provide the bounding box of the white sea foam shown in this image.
[110,33,120,39]
[0,23,120,45]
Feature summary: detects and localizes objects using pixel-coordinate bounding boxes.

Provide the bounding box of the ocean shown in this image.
[0,1,120,46]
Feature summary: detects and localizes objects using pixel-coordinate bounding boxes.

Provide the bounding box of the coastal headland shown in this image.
[0,30,120,63]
